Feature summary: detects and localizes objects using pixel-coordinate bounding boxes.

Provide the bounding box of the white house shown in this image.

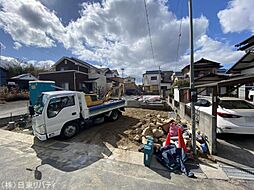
[143,70,161,94]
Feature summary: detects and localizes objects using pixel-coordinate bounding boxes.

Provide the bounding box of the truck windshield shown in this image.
[34,94,48,114]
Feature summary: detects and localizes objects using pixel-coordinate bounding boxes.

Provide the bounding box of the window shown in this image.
[34,94,48,114]
[151,76,157,80]
[195,99,211,107]
[219,100,254,109]
[47,96,75,118]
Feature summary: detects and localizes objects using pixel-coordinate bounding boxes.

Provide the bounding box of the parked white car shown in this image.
[187,97,254,134]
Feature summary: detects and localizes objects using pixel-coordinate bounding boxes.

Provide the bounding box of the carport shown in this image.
[194,74,254,155]
[196,74,254,115]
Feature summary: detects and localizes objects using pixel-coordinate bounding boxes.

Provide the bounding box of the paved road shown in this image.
[216,134,254,180]
[0,129,253,190]
[0,101,28,118]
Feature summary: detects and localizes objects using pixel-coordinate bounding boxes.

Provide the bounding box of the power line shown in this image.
[175,0,184,72]
[175,22,183,70]
[143,0,156,66]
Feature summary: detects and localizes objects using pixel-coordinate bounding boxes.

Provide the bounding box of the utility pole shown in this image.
[0,43,2,66]
[0,42,5,66]
[121,68,124,79]
[159,66,161,96]
[121,68,125,95]
[188,0,196,155]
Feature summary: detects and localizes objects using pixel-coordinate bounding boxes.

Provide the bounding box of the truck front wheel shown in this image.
[61,122,78,139]
[109,110,120,121]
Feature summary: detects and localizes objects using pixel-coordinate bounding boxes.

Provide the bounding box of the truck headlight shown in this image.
[37,124,46,134]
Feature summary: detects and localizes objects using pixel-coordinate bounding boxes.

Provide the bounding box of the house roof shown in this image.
[39,70,88,75]
[181,58,222,72]
[54,56,100,71]
[111,69,119,75]
[226,51,254,74]
[11,73,37,81]
[173,71,183,76]
[111,77,124,83]
[100,68,109,72]
[100,68,119,75]
[162,70,173,75]
[143,70,162,75]
[195,73,230,82]
[235,35,254,51]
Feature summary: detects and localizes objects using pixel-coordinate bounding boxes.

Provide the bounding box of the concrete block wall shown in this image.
[168,99,217,155]
[196,111,217,154]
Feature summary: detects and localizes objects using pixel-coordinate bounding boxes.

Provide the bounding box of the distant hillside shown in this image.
[0,56,54,77]
[0,56,21,69]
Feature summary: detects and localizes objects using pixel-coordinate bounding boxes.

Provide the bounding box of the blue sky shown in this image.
[0,0,253,78]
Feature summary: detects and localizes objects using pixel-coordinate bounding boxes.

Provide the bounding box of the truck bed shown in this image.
[88,99,125,117]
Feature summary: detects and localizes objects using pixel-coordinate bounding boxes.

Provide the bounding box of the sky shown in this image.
[0,0,253,82]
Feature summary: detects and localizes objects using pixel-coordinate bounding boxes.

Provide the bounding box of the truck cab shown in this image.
[33,91,81,140]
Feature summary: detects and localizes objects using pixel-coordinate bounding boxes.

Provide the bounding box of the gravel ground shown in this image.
[67,108,169,151]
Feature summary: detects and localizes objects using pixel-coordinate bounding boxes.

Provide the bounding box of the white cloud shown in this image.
[0,0,65,48]
[63,0,210,80]
[176,35,244,71]
[0,0,245,82]
[13,42,22,50]
[218,0,254,33]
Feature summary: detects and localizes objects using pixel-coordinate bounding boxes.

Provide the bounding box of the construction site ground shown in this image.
[3,107,169,151]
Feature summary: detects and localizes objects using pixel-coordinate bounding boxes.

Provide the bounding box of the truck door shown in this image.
[45,95,79,138]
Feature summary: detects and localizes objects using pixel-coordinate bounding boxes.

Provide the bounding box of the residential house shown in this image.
[124,76,135,83]
[179,58,232,97]
[123,76,139,95]
[227,35,254,75]
[0,65,7,86]
[227,35,254,99]
[182,58,222,79]
[9,73,37,90]
[39,57,107,95]
[161,71,173,91]
[100,68,120,91]
[106,76,139,95]
[102,68,119,78]
[143,70,161,95]
[143,70,173,95]
[171,71,184,83]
